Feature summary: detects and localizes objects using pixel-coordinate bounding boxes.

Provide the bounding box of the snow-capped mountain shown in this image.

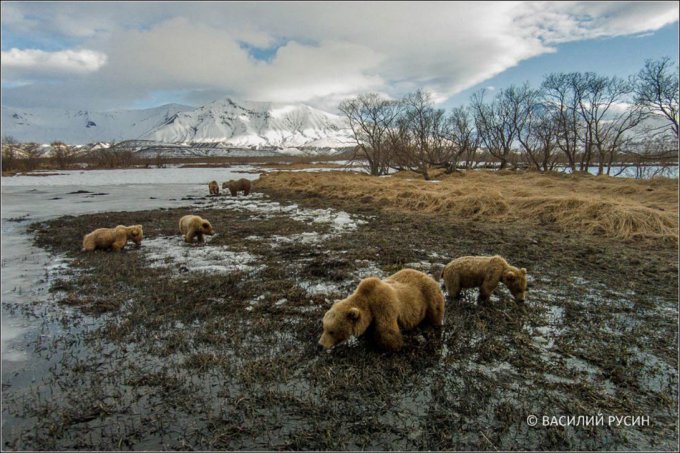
[1,104,194,145]
[1,98,355,149]
[141,98,354,148]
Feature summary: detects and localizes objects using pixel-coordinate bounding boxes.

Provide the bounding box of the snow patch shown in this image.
[142,236,264,275]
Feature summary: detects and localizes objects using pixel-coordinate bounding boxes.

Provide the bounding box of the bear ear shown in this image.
[520,267,527,275]
[346,307,361,322]
[504,270,516,281]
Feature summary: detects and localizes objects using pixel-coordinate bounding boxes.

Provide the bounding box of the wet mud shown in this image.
[2,187,677,450]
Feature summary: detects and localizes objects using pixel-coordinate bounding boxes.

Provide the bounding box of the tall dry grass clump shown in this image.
[257,170,678,244]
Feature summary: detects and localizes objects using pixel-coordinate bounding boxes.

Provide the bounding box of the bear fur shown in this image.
[222,178,251,196]
[82,225,143,252]
[441,255,527,303]
[318,268,445,352]
[208,180,220,195]
[179,215,215,243]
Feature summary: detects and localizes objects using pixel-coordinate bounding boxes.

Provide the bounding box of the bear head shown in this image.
[222,181,231,190]
[502,267,527,302]
[318,278,381,349]
[318,305,366,350]
[126,225,144,245]
[200,219,215,235]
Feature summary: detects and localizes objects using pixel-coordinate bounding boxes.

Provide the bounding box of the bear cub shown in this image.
[179,215,215,243]
[441,255,527,303]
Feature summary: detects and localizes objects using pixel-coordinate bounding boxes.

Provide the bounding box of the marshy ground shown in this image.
[2,170,678,450]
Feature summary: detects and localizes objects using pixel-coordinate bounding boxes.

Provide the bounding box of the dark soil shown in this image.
[2,187,677,450]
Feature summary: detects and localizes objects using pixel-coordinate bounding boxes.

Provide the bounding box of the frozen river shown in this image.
[1,166,260,367]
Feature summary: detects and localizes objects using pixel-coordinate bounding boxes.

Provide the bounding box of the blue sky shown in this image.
[446,21,680,110]
[1,1,678,113]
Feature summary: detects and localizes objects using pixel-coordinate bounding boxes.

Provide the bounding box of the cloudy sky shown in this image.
[1,1,678,113]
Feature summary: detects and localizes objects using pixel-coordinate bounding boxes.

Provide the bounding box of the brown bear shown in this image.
[441,255,527,303]
[318,268,445,352]
[179,215,215,243]
[222,178,251,196]
[82,225,143,252]
[208,180,220,195]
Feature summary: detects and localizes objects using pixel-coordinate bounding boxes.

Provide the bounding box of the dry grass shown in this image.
[256,169,679,244]
[254,162,349,170]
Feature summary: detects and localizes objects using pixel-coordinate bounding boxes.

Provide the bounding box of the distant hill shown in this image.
[1,104,194,144]
[1,98,355,151]
[141,98,355,149]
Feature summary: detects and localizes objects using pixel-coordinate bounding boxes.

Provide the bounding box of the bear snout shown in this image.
[318,334,335,350]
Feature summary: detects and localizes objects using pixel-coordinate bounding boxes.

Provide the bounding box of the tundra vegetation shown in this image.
[4,179,677,450]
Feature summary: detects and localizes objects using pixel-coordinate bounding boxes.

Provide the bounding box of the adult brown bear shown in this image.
[82,225,143,252]
[318,268,445,352]
[222,178,251,196]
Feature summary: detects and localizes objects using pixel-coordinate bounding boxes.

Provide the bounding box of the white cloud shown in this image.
[34,18,385,106]
[1,48,108,76]
[1,1,677,110]
[514,1,679,44]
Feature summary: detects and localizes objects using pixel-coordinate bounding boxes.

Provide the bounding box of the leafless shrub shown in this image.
[50,141,77,169]
[21,143,43,171]
[1,136,20,172]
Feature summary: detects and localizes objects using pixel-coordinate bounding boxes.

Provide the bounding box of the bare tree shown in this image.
[401,90,433,179]
[444,106,480,171]
[542,73,585,172]
[392,90,448,180]
[516,91,560,172]
[576,73,645,175]
[471,85,530,170]
[634,57,679,139]
[338,93,403,176]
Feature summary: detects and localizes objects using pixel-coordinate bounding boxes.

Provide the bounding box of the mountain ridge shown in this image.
[1,98,354,149]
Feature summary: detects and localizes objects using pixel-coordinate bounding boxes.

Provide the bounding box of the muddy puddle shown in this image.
[2,182,678,450]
